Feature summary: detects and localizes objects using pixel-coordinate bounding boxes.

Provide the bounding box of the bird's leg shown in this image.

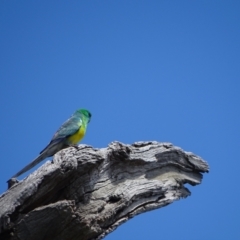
[68,144,79,150]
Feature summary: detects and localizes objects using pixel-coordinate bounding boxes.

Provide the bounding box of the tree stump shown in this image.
[0,141,209,240]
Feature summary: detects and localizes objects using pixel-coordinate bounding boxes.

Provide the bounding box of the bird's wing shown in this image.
[39,116,82,154]
[52,116,82,140]
[9,115,82,180]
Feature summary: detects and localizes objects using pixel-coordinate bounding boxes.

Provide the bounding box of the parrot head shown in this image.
[77,109,92,123]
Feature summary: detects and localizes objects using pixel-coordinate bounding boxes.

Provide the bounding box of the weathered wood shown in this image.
[0,141,209,240]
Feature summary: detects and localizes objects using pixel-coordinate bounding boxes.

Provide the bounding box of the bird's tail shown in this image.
[10,152,49,179]
[9,140,67,180]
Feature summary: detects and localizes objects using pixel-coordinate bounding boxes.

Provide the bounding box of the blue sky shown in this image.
[0,1,239,239]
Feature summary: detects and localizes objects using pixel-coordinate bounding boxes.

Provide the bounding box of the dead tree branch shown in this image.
[0,141,209,240]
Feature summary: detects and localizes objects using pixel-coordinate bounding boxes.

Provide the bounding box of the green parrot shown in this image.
[10,109,91,179]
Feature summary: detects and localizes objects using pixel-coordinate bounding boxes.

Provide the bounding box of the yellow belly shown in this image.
[67,125,86,144]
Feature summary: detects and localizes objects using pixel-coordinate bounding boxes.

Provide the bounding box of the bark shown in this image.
[0,141,209,240]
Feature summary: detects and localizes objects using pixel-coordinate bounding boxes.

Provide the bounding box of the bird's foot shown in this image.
[69,144,79,150]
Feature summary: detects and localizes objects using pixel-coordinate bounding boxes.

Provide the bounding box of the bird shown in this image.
[9,109,92,179]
